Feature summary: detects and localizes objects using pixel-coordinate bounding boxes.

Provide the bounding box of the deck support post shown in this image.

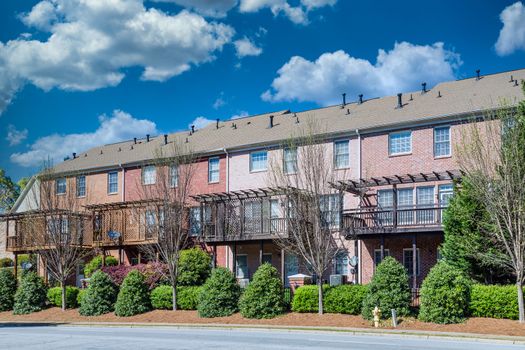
[281,248,285,285]
[393,184,398,228]
[213,244,217,268]
[380,235,385,261]
[259,240,264,266]
[232,242,237,278]
[14,253,18,278]
[412,234,417,290]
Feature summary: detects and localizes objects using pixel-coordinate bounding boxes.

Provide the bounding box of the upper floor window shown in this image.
[334,140,350,169]
[107,171,118,194]
[320,194,340,228]
[189,207,202,236]
[208,157,220,183]
[170,165,178,188]
[389,131,412,155]
[76,176,86,197]
[283,148,297,174]
[434,126,451,157]
[56,178,66,195]
[250,151,268,172]
[142,165,156,185]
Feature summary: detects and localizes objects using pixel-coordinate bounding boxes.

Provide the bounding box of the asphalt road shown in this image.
[0,325,523,350]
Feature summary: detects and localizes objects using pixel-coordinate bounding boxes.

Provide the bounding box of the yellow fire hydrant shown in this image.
[373,306,381,328]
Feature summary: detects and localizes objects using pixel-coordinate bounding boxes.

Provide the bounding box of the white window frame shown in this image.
[283,147,297,174]
[142,165,156,185]
[388,130,412,156]
[56,178,66,195]
[107,171,118,194]
[76,176,86,198]
[334,140,350,169]
[250,151,268,173]
[208,157,220,183]
[334,252,349,275]
[170,164,178,188]
[434,126,451,158]
[403,248,420,276]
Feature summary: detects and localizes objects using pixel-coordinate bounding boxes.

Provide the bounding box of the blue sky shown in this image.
[1,0,524,181]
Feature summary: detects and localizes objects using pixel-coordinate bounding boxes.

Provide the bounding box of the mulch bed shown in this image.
[1,308,524,337]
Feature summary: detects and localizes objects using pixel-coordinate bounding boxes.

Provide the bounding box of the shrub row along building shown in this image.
[1,68,524,291]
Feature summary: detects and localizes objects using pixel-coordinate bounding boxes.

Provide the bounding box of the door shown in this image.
[236,255,248,278]
[439,184,454,222]
[397,188,414,225]
[416,186,435,224]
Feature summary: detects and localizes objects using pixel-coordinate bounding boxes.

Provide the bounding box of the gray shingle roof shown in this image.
[53,68,525,174]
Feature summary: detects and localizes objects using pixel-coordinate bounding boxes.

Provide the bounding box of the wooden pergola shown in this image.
[191,187,291,203]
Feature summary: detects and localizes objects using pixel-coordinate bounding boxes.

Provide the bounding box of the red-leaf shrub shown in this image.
[101,263,168,289]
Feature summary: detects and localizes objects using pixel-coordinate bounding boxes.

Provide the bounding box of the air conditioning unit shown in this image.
[238,278,250,289]
[330,274,346,286]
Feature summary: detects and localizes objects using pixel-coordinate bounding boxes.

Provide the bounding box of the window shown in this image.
[170,165,178,188]
[145,210,156,231]
[377,190,394,225]
[262,254,272,264]
[373,249,390,268]
[416,186,435,224]
[389,131,412,155]
[76,176,86,197]
[320,194,340,228]
[283,148,297,174]
[439,184,454,221]
[284,254,299,286]
[334,140,350,169]
[434,126,451,157]
[56,178,66,195]
[270,199,280,232]
[107,172,118,194]
[142,165,156,185]
[244,200,262,233]
[335,253,349,275]
[208,157,220,183]
[250,151,268,172]
[403,248,420,276]
[189,207,202,236]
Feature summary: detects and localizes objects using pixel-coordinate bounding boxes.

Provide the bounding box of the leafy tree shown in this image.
[198,267,240,318]
[0,269,17,311]
[79,270,118,316]
[239,263,285,319]
[13,272,47,314]
[177,248,211,286]
[114,270,151,317]
[361,256,411,320]
[17,177,30,192]
[0,169,20,213]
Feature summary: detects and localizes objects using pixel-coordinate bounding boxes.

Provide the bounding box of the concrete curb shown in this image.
[1,321,525,344]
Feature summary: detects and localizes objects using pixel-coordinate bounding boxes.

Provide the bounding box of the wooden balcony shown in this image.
[202,217,288,243]
[342,205,447,237]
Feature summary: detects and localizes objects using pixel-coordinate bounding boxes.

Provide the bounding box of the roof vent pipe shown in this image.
[146,134,150,142]
[421,82,427,94]
[437,91,442,98]
[476,69,481,80]
[396,93,403,108]
[341,93,346,108]
[73,152,76,159]
[510,75,514,83]
[269,115,274,128]
[216,119,220,129]
[515,79,519,87]
[134,137,137,144]
[358,94,363,104]
[191,125,195,133]
[164,134,168,145]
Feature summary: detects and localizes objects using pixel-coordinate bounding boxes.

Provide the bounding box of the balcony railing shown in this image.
[342,205,447,236]
[203,217,288,242]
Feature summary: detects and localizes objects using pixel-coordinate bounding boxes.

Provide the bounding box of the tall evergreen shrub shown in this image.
[198,267,240,318]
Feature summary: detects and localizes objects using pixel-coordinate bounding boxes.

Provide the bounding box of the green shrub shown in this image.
[198,267,240,318]
[419,262,471,324]
[77,289,86,307]
[0,257,14,268]
[239,263,285,319]
[362,256,411,320]
[291,285,331,313]
[0,269,17,311]
[325,284,368,315]
[115,270,151,317]
[84,255,118,278]
[17,254,30,267]
[469,285,520,320]
[150,285,202,310]
[46,286,80,309]
[178,248,212,286]
[79,271,118,316]
[13,272,48,314]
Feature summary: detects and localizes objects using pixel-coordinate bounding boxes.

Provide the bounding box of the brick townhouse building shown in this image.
[1,68,524,289]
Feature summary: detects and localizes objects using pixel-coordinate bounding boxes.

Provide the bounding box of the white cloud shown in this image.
[6,125,28,146]
[234,37,263,58]
[231,111,249,119]
[262,42,461,105]
[495,2,525,56]
[152,0,238,18]
[0,0,235,114]
[213,93,226,109]
[189,116,215,129]
[10,110,158,167]
[239,0,335,24]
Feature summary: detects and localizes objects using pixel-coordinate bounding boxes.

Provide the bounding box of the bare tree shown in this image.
[135,141,197,310]
[22,165,92,311]
[268,118,347,314]
[457,83,525,322]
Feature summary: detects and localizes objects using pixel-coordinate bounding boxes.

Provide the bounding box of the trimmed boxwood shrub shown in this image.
[115,270,151,317]
[79,271,118,316]
[77,289,86,307]
[419,262,471,324]
[13,272,48,315]
[291,285,331,313]
[469,285,519,320]
[0,269,17,311]
[239,263,285,319]
[150,285,202,310]
[84,255,118,278]
[198,267,240,318]
[325,284,368,315]
[178,248,212,286]
[47,286,80,309]
[362,256,411,320]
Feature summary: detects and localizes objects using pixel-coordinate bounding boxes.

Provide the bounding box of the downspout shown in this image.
[119,163,125,202]
[355,129,362,284]
[222,147,230,269]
